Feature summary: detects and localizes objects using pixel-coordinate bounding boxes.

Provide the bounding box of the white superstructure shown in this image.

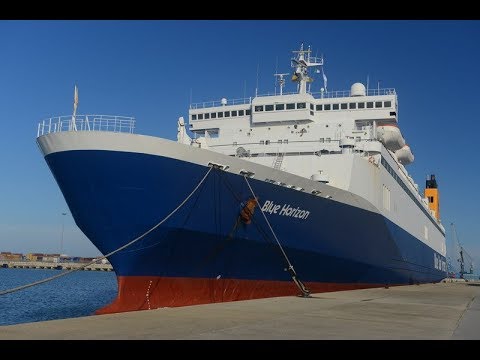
[182,44,446,259]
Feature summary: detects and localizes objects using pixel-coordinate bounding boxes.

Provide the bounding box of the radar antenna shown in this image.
[291,44,323,94]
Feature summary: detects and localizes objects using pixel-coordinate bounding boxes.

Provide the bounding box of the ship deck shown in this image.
[1,280,478,340]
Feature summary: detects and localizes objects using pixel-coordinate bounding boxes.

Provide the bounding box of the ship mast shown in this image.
[274,73,289,95]
[291,44,323,94]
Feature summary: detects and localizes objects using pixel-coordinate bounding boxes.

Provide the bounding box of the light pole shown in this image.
[60,212,67,255]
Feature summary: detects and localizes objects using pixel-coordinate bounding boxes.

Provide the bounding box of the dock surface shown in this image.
[1,281,479,339]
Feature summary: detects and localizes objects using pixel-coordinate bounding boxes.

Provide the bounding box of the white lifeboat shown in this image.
[395,145,414,165]
[376,124,405,151]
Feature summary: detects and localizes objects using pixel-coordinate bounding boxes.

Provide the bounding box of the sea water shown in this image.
[0,268,117,326]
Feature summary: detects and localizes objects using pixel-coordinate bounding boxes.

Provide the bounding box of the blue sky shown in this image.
[0,20,478,273]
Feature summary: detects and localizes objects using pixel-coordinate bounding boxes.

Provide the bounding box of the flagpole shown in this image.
[72,85,78,131]
[321,67,328,93]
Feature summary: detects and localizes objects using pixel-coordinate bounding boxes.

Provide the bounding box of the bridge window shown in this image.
[265,140,270,145]
[192,114,197,120]
[218,112,224,118]
[278,140,283,144]
[375,101,383,108]
[211,113,217,118]
[224,111,230,117]
[324,104,331,110]
[255,105,264,112]
[297,102,306,109]
[260,140,265,145]
[265,105,274,111]
[349,103,356,109]
[316,104,323,111]
[319,138,324,143]
[231,110,237,117]
[384,101,392,107]
[275,104,285,110]
[239,110,245,116]
[205,113,210,119]
[333,104,339,110]
[358,102,365,109]
[284,139,289,143]
[286,103,295,110]
[198,114,203,120]
[310,104,314,110]
[367,102,374,108]
[246,109,251,115]
[341,103,348,110]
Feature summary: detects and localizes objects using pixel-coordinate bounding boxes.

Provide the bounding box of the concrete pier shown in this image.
[1,281,479,339]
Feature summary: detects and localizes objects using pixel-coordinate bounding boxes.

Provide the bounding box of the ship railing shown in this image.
[190,97,253,109]
[189,88,396,109]
[311,88,396,99]
[37,115,136,137]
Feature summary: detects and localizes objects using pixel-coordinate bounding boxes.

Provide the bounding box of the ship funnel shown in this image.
[424,174,440,221]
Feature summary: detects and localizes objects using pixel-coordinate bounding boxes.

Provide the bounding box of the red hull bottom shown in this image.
[95,276,387,315]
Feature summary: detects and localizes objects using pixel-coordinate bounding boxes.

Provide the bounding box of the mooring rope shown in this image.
[0,166,213,296]
[243,176,311,297]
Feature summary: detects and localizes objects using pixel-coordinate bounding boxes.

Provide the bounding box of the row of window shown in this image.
[260,139,289,145]
[232,138,365,146]
[191,109,251,121]
[380,157,444,235]
[255,102,307,112]
[192,99,393,120]
[254,137,362,145]
[315,100,392,111]
[254,100,392,113]
[232,139,290,146]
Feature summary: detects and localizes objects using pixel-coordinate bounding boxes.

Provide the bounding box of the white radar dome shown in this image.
[350,83,366,97]
[221,98,227,106]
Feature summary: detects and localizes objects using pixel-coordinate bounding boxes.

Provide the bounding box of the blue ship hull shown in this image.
[44,149,446,313]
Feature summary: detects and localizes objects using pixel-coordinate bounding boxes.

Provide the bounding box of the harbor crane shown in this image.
[451,222,474,278]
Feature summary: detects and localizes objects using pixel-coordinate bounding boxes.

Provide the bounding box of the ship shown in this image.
[36,44,447,315]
